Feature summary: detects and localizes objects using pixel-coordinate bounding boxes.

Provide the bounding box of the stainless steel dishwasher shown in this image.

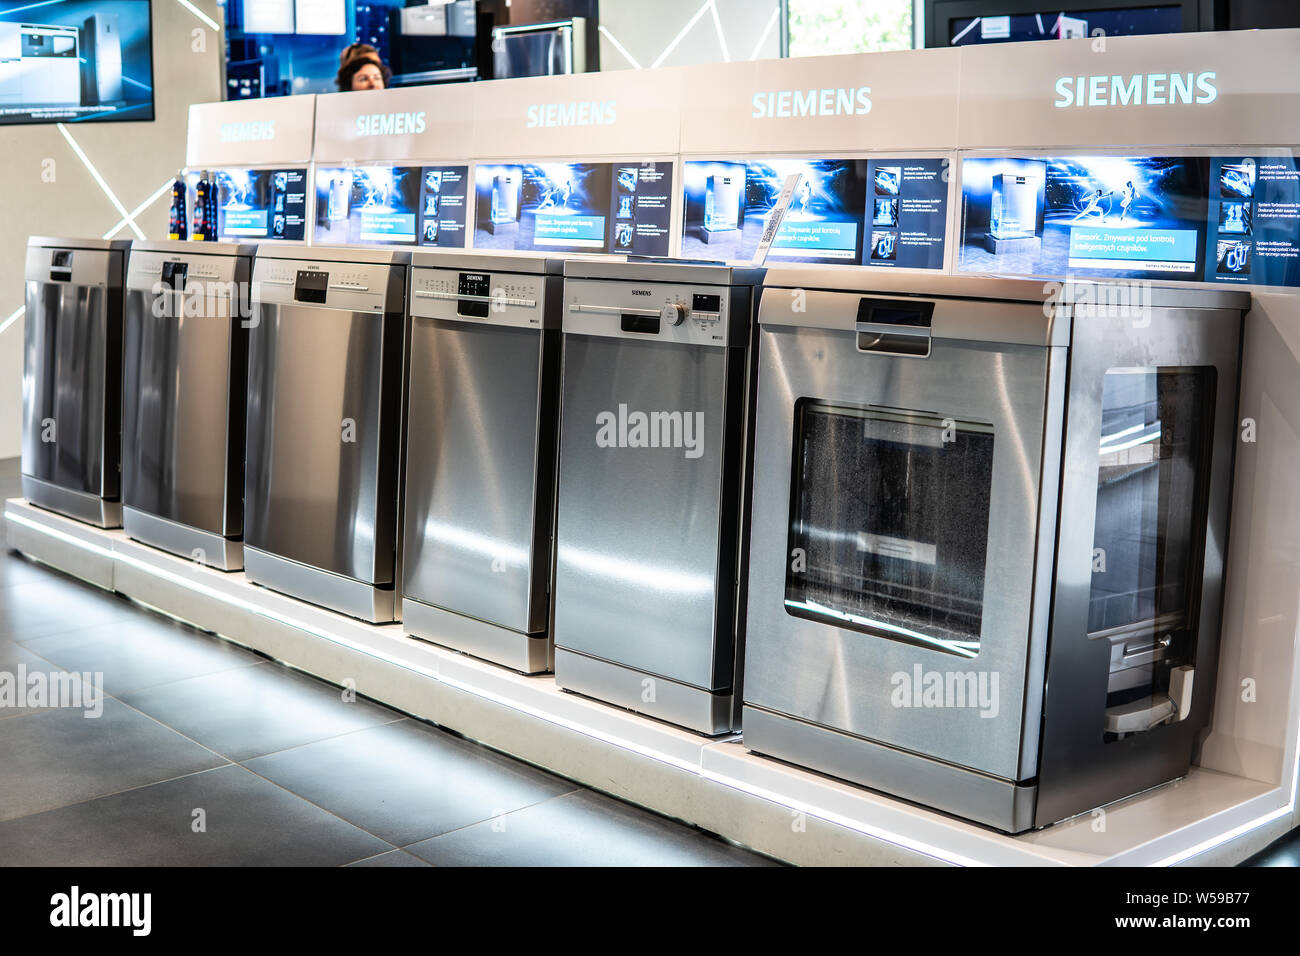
[553,260,764,734]
[121,241,254,569]
[244,247,410,622]
[403,253,562,673]
[20,237,130,527]
[742,268,1247,832]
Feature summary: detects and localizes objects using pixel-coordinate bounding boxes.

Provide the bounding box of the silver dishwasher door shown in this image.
[22,280,112,499]
[244,300,395,586]
[554,334,733,690]
[403,319,552,633]
[121,253,248,543]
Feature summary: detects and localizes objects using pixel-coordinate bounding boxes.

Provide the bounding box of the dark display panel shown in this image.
[186,168,309,242]
[947,6,1184,45]
[0,1,154,125]
[474,162,673,256]
[314,165,470,247]
[959,154,1300,287]
[681,158,949,268]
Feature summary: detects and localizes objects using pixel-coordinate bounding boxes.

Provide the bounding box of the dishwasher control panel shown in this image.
[252,259,399,313]
[562,278,745,348]
[410,267,550,330]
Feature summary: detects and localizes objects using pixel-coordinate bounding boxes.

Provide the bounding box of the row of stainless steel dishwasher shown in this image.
[19,235,1249,834]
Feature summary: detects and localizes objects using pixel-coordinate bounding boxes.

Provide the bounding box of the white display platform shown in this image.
[5,498,1296,866]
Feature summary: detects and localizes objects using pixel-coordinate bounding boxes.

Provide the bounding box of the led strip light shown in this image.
[6,507,1295,867]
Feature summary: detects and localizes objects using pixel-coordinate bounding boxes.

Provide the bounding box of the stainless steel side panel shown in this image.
[402,319,551,633]
[743,321,1053,781]
[244,301,396,585]
[553,334,734,690]
[1035,302,1245,827]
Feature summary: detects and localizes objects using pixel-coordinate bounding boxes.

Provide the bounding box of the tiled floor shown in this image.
[1,456,1296,866]
[0,458,774,867]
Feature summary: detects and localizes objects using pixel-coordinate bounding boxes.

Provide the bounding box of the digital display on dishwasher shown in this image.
[294,270,329,304]
[458,272,490,318]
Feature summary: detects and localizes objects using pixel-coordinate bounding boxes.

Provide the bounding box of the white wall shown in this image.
[0,0,225,460]
[597,0,783,71]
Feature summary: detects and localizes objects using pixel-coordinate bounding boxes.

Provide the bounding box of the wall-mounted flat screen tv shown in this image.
[0,1,154,126]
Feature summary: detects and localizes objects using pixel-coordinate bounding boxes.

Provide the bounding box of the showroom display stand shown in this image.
[7,496,1297,867]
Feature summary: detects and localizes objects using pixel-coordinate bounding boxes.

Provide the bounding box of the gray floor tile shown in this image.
[345,849,433,867]
[405,790,781,867]
[0,640,72,721]
[0,698,229,822]
[0,764,392,866]
[0,575,135,642]
[245,719,577,847]
[121,661,402,761]
[22,613,263,697]
[0,551,56,592]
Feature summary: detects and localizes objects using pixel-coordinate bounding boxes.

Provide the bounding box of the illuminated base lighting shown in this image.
[5,505,1295,868]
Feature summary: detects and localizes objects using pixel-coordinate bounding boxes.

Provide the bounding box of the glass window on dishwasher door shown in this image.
[784,401,995,659]
[1088,367,1217,741]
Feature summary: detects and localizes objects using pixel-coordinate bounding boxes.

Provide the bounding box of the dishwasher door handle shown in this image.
[855,321,932,358]
[570,303,661,318]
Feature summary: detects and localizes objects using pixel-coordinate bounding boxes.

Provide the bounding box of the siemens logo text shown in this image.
[751,87,871,119]
[219,120,275,143]
[1054,71,1217,107]
[356,111,427,137]
[526,101,617,128]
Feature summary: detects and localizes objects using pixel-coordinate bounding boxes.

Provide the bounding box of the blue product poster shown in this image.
[211,168,307,242]
[474,162,674,256]
[959,155,1212,280]
[681,159,866,264]
[1204,156,1300,288]
[680,157,949,268]
[314,165,468,247]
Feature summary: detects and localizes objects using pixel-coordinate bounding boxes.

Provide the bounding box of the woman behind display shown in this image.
[337,43,391,92]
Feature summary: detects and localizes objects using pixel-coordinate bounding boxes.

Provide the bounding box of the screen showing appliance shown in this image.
[959,154,1300,287]
[225,0,479,97]
[681,158,949,268]
[0,1,153,125]
[314,164,470,247]
[947,6,1184,44]
[473,162,673,256]
[187,168,309,242]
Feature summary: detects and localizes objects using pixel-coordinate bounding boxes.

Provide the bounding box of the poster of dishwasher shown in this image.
[313,164,469,247]
[959,154,1300,287]
[679,158,949,268]
[472,162,673,256]
[959,155,1209,280]
[187,168,308,242]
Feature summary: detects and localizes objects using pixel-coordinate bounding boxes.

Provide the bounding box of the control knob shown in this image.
[660,302,689,326]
